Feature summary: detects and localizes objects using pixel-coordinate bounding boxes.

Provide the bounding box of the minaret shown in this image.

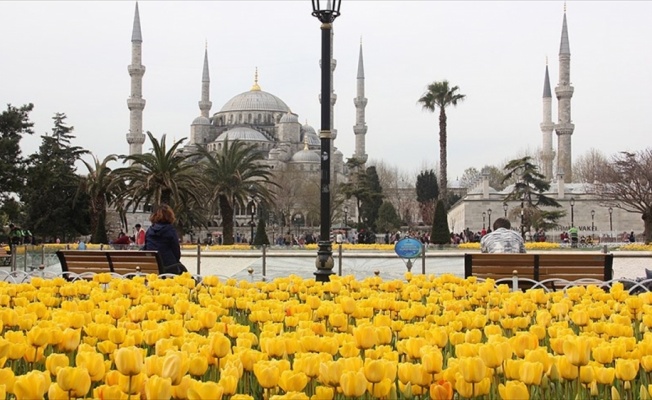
[126,2,146,157]
[540,59,555,180]
[199,44,212,118]
[353,40,368,163]
[554,4,575,183]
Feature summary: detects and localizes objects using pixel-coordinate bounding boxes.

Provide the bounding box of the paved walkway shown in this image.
[4,249,651,283]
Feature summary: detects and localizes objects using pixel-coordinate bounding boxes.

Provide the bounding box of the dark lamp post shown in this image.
[487,208,492,230]
[312,0,342,282]
[248,201,256,245]
[570,197,575,227]
[503,202,508,218]
[520,196,525,240]
[343,205,349,240]
[591,209,595,240]
[608,207,613,236]
[482,212,486,230]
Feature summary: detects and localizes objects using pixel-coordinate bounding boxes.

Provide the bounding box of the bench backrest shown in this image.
[465,253,614,282]
[56,250,164,276]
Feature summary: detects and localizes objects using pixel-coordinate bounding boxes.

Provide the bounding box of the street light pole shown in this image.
[591,209,595,240]
[503,202,508,218]
[487,208,492,231]
[311,0,341,282]
[249,201,256,245]
[344,205,348,242]
[482,212,486,230]
[520,196,525,240]
[570,197,575,227]
[608,207,613,237]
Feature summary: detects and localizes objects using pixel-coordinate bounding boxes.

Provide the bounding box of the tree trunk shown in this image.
[220,195,234,245]
[643,211,652,244]
[439,107,448,200]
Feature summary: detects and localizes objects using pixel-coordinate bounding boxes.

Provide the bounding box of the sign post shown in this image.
[394,237,423,272]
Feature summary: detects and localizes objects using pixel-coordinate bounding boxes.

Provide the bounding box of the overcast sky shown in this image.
[2,1,651,181]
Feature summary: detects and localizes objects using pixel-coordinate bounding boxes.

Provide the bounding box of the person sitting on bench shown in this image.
[142,204,187,275]
[480,218,526,254]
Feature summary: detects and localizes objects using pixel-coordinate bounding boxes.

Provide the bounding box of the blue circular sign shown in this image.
[394,237,423,259]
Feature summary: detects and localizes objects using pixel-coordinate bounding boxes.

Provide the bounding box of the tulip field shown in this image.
[2,272,652,399]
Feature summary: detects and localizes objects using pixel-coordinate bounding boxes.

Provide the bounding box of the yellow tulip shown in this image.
[45,353,70,376]
[592,345,614,365]
[219,374,239,395]
[455,375,491,397]
[187,381,224,400]
[48,382,69,400]
[364,359,387,383]
[26,326,49,347]
[594,366,615,385]
[278,370,309,393]
[114,346,144,376]
[579,365,594,384]
[188,354,209,377]
[478,344,503,369]
[253,362,280,389]
[353,324,378,350]
[118,372,146,395]
[56,367,91,398]
[518,361,544,386]
[13,370,50,400]
[368,377,392,398]
[615,358,639,381]
[145,375,172,400]
[563,336,591,366]
[642,355,652,372]
[108,327,127,345]
[312,385,334,400]
[460,357,486,383]
[612,386,621,400]
[75,350,105,382]
[557,356,579,381]
[161,352,188,385]
[510,332,539,358]
[210,333,231,359]
[422,348,444,374]
[319,360,344,387]
[340,370,368,397]
[498,380,529,400]
[57,328,81,352]
[0,368,15,393]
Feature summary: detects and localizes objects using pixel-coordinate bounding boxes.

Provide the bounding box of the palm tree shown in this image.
[195,140,276,245]
[114,132,206,231]
[77,154,122,244]
[418,80,466,199]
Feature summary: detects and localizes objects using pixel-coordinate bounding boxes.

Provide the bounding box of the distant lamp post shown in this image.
[520,196,525,240]
[570,197,575,227]
[482,212,486,230]
[343,205,349,240]
[311,0,342,282]
[248,201,256,245]
[487,208,492,230]
[591,209,595,240]
[608,207,613,236]
[503,202,508,218]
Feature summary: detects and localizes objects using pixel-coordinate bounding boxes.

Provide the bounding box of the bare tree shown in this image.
[595,149,652,243]
[573,148,608,183]
[371,159,417,225]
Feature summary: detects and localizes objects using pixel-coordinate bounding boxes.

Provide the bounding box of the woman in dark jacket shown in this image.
[143,204,186,274]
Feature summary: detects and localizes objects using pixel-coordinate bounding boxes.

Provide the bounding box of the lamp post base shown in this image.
[314,240,334,282]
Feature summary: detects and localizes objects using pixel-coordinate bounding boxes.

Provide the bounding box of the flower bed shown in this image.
[1,273,652,399]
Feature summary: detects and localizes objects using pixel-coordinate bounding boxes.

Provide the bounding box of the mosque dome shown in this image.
[302,123,316,135]
[291,148,321,163]
[303,132,320,147]
[215,126,269,142]
[220,89,290,113]
[280,112,299,123]
[192,116,211,125]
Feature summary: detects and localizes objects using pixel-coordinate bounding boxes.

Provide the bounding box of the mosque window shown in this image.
[257,114,262,124]
[239,114,243,123]
[248,114,252,123]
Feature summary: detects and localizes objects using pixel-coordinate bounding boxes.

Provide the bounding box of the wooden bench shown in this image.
[0,247,11,267]
[56,250,165,277]
[464,252,614,290]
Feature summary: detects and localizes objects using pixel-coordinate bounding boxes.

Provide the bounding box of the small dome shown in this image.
[192,116,210,125]
[219,89,290,113]
[302,132,320,146]
[291,148,320,163]
[302,123,316,135]
[280,112,299,123]
[215,127,268,142]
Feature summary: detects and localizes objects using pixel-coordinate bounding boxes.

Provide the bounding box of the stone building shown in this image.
[123,3,367,239]
[448,7,642,242]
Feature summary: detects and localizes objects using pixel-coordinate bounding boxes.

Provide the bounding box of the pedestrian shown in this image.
[142,204,187,275]
[480,218,526,254]
[135,224,146,246]
[629,231,636,243]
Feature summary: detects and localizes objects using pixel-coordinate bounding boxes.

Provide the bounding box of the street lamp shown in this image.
[608,207,613,236]
[311,0,342,282]
[503,202,508,218]
[487,208,492,231]
[591,209,595,240]
[343,205,349,241]
[482,212,486,230]
[520,196,525,240]
[570,197,575,227]
[248,201,256,245]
